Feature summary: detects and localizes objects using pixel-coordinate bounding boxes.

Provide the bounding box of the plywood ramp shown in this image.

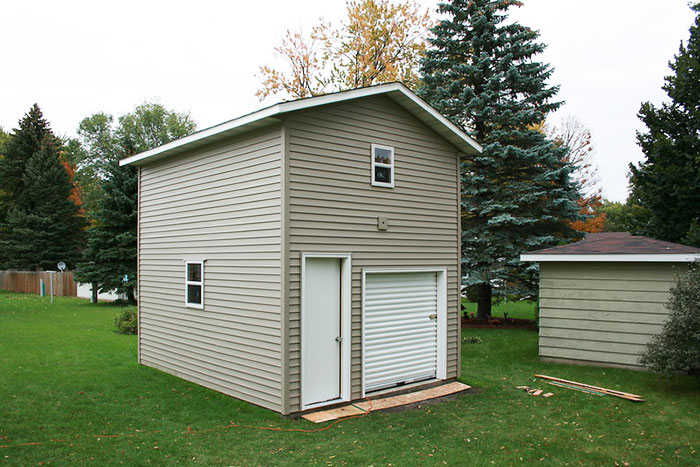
[302,381,471,423]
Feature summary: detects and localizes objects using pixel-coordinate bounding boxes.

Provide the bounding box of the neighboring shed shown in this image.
[521,232,700,370]
[120,83,482,415]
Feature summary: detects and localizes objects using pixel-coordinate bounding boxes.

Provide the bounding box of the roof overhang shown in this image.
[520,253,700,263]
[120,82,482,167]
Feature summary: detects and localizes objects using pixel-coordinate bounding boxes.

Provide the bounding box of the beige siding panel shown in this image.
[138,126,284,412]
[538,261,680,369]
[542,317,663,335]
[539,346,643,367]
[285,96,460,412]
[539,261,686,281]
[540,278,674,293]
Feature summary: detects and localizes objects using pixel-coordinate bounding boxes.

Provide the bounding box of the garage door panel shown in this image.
[364,271,438,392]
[365,342,438,362]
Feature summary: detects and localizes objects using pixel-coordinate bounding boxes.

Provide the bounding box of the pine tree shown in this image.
[419,0,581,318]
[0,135,86,270]
[78,158,138,302]
[74,103,196,303]
[0,105,53,212]
[629,4,700,246]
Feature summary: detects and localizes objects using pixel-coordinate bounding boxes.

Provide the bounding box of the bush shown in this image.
[462,335,483,344]
[114,308,138,335]
[639,262,700,374]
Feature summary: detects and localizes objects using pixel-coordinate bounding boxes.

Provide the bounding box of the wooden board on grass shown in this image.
[302,381,471,423]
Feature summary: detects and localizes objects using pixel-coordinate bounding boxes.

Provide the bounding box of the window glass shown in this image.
[374,166,392,184]
[374,147,392,164]
[188,263,201,282]
[187,284,202,304]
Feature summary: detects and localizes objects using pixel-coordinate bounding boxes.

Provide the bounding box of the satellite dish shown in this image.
[57,262,66,272]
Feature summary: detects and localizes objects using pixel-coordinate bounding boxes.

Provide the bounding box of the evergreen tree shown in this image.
[79,158,138,302]
[629,4,700,247]
[0,135,86,270]
[0,105,54,212]
[0,127,10,265]
[419,0,581,318]
[74,103,196,303]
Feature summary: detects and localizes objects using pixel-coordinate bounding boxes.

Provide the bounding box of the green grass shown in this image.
[1,290,698,465]
[462,298,537,320]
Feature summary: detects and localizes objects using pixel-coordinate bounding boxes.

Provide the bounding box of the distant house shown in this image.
[521,232,700,370]
[120,83,482,414]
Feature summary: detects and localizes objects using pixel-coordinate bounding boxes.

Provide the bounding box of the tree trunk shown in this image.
[91,282,98,303]
[476,283,492,320]
[126,286,137,306]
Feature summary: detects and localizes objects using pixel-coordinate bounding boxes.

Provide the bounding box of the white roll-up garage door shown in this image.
[364,272,439,392]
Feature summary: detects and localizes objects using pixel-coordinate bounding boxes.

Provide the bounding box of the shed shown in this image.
[521,232,700,370]
[120,83,482,414]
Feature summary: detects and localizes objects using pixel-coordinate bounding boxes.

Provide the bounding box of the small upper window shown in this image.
[185,260,204,309]
[371,144,394,188]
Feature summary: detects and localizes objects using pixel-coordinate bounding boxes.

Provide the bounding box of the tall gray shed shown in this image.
[521,232,700,370]
[120,83,482,414]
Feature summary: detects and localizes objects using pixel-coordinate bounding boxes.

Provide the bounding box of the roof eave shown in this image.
[120,83,482,167]
[520,253,700,263]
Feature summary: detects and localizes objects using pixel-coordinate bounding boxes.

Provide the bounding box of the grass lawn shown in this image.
[462,298,537,320]
[1,290,698,465]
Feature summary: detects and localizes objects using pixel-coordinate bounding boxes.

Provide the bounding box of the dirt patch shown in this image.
[378,387,478,414]
[461,317,536,329]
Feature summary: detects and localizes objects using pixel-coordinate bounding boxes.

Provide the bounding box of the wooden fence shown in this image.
[0,271,78,297]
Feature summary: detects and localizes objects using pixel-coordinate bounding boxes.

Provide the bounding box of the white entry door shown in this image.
[302,257,341,407]
[364,271,443,393]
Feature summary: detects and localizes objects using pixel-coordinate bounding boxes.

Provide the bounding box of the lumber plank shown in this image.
[534,374,644,400]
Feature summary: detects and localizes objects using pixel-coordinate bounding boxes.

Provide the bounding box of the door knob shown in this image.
[335,336,342,343]
[429,313,437,320]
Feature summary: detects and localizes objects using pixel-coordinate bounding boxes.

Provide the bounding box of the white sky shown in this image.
[1,0,695,201]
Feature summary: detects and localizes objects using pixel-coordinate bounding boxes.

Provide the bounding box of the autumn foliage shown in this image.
[257,0,430,100]
[570,195,606,233]
[60,154,83,210]
[535,117,605,233]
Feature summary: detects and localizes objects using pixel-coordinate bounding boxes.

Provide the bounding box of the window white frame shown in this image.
[184,259,205,309]
[361,267,448,397]
[370,143,395,188]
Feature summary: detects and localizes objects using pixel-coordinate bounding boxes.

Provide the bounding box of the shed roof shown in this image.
[521,232,700,263]
[120,82,482,167]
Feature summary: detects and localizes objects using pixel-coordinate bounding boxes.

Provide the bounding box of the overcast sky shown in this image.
[1,0,695,201]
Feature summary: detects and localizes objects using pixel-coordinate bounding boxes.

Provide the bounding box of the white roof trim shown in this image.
[120,82,482,166]
[520,253,700,263]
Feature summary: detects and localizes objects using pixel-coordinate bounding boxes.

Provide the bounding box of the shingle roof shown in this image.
[527,232,700,255]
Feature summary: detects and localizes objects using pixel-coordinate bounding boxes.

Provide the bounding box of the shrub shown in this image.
[639,262,700,374]
[114,308,138,335]
[462,335,483,344]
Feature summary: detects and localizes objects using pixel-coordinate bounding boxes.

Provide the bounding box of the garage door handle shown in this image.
[429,314,437,320]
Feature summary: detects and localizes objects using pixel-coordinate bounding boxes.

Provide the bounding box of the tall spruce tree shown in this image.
[419,0,581,318]
[74,103,196,303]
[0,106,86,270]
[0,105,53,212]
[0,127,10,265]
[629,4,700,247]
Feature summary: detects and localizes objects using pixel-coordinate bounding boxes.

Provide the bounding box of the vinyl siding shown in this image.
[285,96,461,412]
[538,261,685,369]
[138,126,284,412]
